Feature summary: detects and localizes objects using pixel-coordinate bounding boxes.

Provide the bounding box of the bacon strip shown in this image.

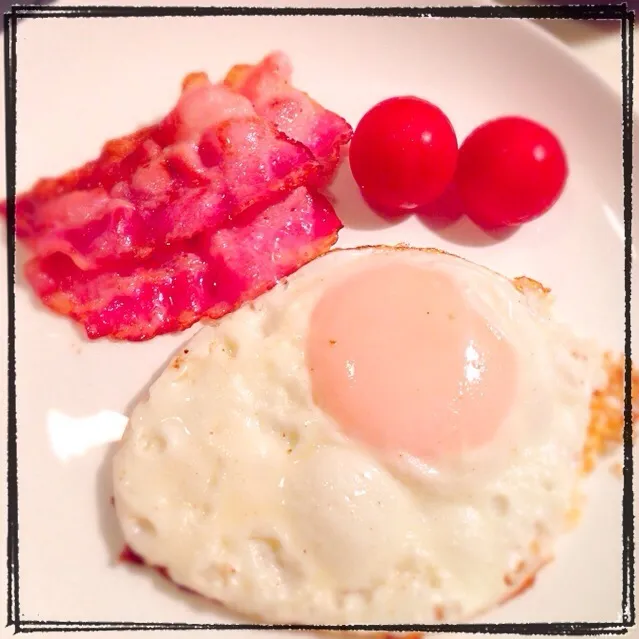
[10,53,350,341]
[25,187,341,341]
[14,79,322,270]
[225,51,352,175]
[14,54,352,273]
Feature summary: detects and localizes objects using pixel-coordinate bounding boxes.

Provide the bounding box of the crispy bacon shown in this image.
[9,52,350,341]
[14,80,322,270]
[25,187,341,341]
[224,51,353,174]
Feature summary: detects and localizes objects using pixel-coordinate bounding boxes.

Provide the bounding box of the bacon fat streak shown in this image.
[9,53,351,340]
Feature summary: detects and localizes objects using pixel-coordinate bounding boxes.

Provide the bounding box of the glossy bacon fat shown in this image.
[26,188,340,341]
[225,51,352,173]
[16,79,322,270]
[9,52,351,341]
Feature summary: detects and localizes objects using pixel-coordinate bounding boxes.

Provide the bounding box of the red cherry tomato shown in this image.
[349,96,458,216]
[455,116,568,229]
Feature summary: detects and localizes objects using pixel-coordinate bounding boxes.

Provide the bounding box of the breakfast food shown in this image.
[456,117,568,228]
[225,51,353,175]
[26,187,340,341]
[349,97,458,216]
[349,98,567,227]
[113,245,627,625]
[583,352,637,474]
[8,52,352,340]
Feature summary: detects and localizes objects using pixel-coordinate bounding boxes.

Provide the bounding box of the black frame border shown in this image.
[4,3,635,635]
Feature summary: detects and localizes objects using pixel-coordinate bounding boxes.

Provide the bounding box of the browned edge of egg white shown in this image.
[119,546,423,635]
[115,243,635,633]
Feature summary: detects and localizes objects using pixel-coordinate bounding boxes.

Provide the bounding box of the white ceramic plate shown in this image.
[3,1,636,636]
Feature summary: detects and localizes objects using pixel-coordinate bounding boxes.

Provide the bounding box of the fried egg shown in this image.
[112,246,605,624]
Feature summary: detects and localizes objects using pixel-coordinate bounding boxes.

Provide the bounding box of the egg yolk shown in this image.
[306,259,517,460]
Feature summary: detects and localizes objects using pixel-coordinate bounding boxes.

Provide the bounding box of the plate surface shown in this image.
[3,1,636,635]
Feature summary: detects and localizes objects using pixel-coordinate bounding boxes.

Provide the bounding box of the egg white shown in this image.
[112,246,603,624]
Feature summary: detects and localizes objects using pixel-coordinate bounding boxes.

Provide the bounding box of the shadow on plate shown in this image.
[332,169,518,247]
[329,159,406,231]
[96,442,125,563]
[417,185,518,247]
[422,216,518,248]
